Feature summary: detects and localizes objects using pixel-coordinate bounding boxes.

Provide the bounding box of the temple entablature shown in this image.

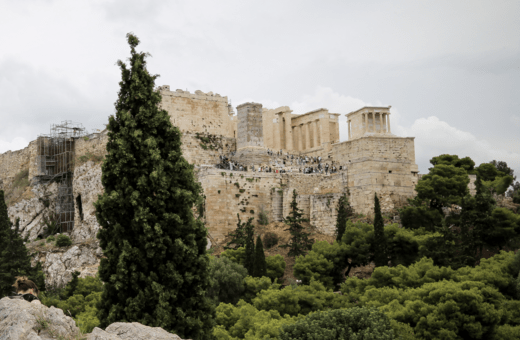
[346,106,393,140]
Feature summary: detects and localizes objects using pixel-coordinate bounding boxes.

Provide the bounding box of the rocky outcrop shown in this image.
[8,182,58,241]
[72,161,104,242]
[0,297,187,340]
[0,297,80,340]
[31,242,102,288]
[88,323,184,340]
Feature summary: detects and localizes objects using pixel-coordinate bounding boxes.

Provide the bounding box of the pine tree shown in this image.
[282,190,314,257]
[243,216,255,275]
[252,235,267,278]
[373,193,387,267]
[0,191,45,298]
[335,191,353,242]
[225,213,247,250]
[94,33,214,339]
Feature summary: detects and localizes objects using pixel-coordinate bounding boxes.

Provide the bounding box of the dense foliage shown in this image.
[93,33,213,339]
[252,235,267,278]
[373,193,387,267]
[282,189,314,257]
[41,274,103,333]
[0,190,45,298]
[207,256,248,305]
[335,192,353,242]
[279,307,397,340]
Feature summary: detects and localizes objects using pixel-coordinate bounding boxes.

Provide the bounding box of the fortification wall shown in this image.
[333,136,417,215]
[0,141,37,188]
[158,86,237,138]
[197,167,281,243]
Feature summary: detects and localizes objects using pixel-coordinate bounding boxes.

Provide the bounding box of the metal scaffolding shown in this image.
[36,121,87,233]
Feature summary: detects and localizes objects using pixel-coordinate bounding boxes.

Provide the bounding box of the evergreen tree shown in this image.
[335,191,353,243]
[225,213,247,250]
[282,190,314,257]
[252,235,267,278]
[94,33,213,339]
[0,191,45,298]
[243,216,255,275]
[373,193,387,267]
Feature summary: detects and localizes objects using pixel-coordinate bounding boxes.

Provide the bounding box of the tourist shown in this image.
[9,276,41,304]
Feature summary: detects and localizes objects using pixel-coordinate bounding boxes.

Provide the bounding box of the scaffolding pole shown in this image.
[36,121,87,233]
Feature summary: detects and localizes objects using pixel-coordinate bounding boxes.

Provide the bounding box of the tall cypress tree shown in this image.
[94,33,214,339]
[243,216,255,275]
[335,191,353,242]
[0,191,45,298]
[373,193,387,267]
[283,190,314,257]
[225,213,247,250]
[252,235,267,278]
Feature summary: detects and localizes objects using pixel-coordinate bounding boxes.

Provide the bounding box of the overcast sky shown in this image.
[1,0,519,177]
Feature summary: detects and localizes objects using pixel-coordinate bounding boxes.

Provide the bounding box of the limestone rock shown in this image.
[8,182,58,241]
[42,244,100,288]
[72,161,104,242]
[0,297,79,340]
[87,323,183,340]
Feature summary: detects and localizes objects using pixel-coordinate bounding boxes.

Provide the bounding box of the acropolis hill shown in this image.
[0,86,423,250]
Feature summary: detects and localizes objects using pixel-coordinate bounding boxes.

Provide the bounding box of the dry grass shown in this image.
[5,169,34,206]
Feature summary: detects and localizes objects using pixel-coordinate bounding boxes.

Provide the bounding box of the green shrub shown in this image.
[41,275,103,333]
[263,232,278,249]
[265,254,286,281]
[46,235,55,243]
[55,234,72,247]
[207,256,248,305]
[258,208,269,226]
[242,276,275,303]
[221,247,245,266]
[213,300,297,340]
[252,278,351,317]
[279,307,395,340]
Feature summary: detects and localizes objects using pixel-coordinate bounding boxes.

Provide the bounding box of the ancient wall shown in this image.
[333,136,417,215]
[197,167,281,243]
[158,86,236,138]
[0,141,37,188]
[237,102,264,149]
[280,172,347,235]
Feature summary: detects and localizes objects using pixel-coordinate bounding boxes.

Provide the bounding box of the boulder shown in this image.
[87,323,184,340]
[0,297,79,340]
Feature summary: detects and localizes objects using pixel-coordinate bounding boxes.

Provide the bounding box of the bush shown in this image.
[41,275,103,333]
[207,256,248,305]
[46,235,55,243]
[266,254,286,281]
[221,247,245,266]
[263,232,279,249]
[258,208,269,226]
[242,276,274,303]
[279,307,395,340]
[55,234,72,247]
[252,278,351,317]
[214,300,297,340]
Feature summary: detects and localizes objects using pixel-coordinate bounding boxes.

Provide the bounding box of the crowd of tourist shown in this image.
[216,150,344,175]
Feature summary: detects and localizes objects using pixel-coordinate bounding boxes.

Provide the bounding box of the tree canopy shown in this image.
[94,33,213,339]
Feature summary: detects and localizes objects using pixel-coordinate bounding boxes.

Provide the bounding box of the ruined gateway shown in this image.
[0,86,421,287]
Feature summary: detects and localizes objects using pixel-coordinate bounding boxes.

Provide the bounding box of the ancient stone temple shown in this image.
[0,85,421,245]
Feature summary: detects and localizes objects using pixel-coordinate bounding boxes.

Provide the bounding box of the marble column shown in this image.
[305,122,311,150]
[284,112,293,151]
[347,120,351,140]
[387,114,391,133]
[364,113,367,134]
[313,120,319,148]
[379,113,383,133]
